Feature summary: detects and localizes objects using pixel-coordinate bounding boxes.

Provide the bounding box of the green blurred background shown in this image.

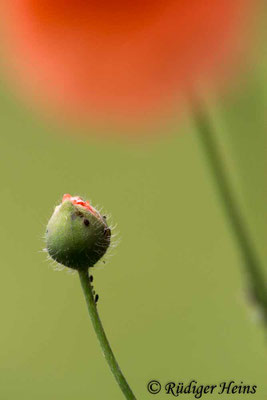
[0,6,267,400]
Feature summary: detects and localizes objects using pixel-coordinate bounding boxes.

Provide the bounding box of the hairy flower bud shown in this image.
[45,194,111,270]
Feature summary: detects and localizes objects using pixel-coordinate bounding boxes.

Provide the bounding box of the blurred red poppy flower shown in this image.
[0,1,254,128]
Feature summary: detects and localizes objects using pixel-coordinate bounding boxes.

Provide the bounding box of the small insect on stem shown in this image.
[95,294,99,304]
[90,275,93,283]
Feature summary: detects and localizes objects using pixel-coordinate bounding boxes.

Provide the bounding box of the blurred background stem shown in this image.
[78,269,136,400]
[192,101,267,326]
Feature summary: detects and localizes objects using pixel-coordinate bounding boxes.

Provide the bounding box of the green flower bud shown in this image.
[45,194,111,270]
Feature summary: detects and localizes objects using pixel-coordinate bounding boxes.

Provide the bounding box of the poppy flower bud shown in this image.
[45,194,111,270]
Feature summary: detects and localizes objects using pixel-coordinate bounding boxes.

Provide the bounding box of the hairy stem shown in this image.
[192,102,267,324]
[78,269,136,400]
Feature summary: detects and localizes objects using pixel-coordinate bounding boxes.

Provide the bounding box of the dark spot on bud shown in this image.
[104,227,111,237]
[103,215,107,219]
[95,294,99,303]
[84,219,90,226]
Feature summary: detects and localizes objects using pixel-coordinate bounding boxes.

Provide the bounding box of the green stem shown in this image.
[192,101,267,324]
[78,269,136,400]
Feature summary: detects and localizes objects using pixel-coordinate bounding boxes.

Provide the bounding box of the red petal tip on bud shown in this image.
[62,193,97,216]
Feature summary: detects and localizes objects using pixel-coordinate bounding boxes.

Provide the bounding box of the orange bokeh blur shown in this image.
[0,1,254,128]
